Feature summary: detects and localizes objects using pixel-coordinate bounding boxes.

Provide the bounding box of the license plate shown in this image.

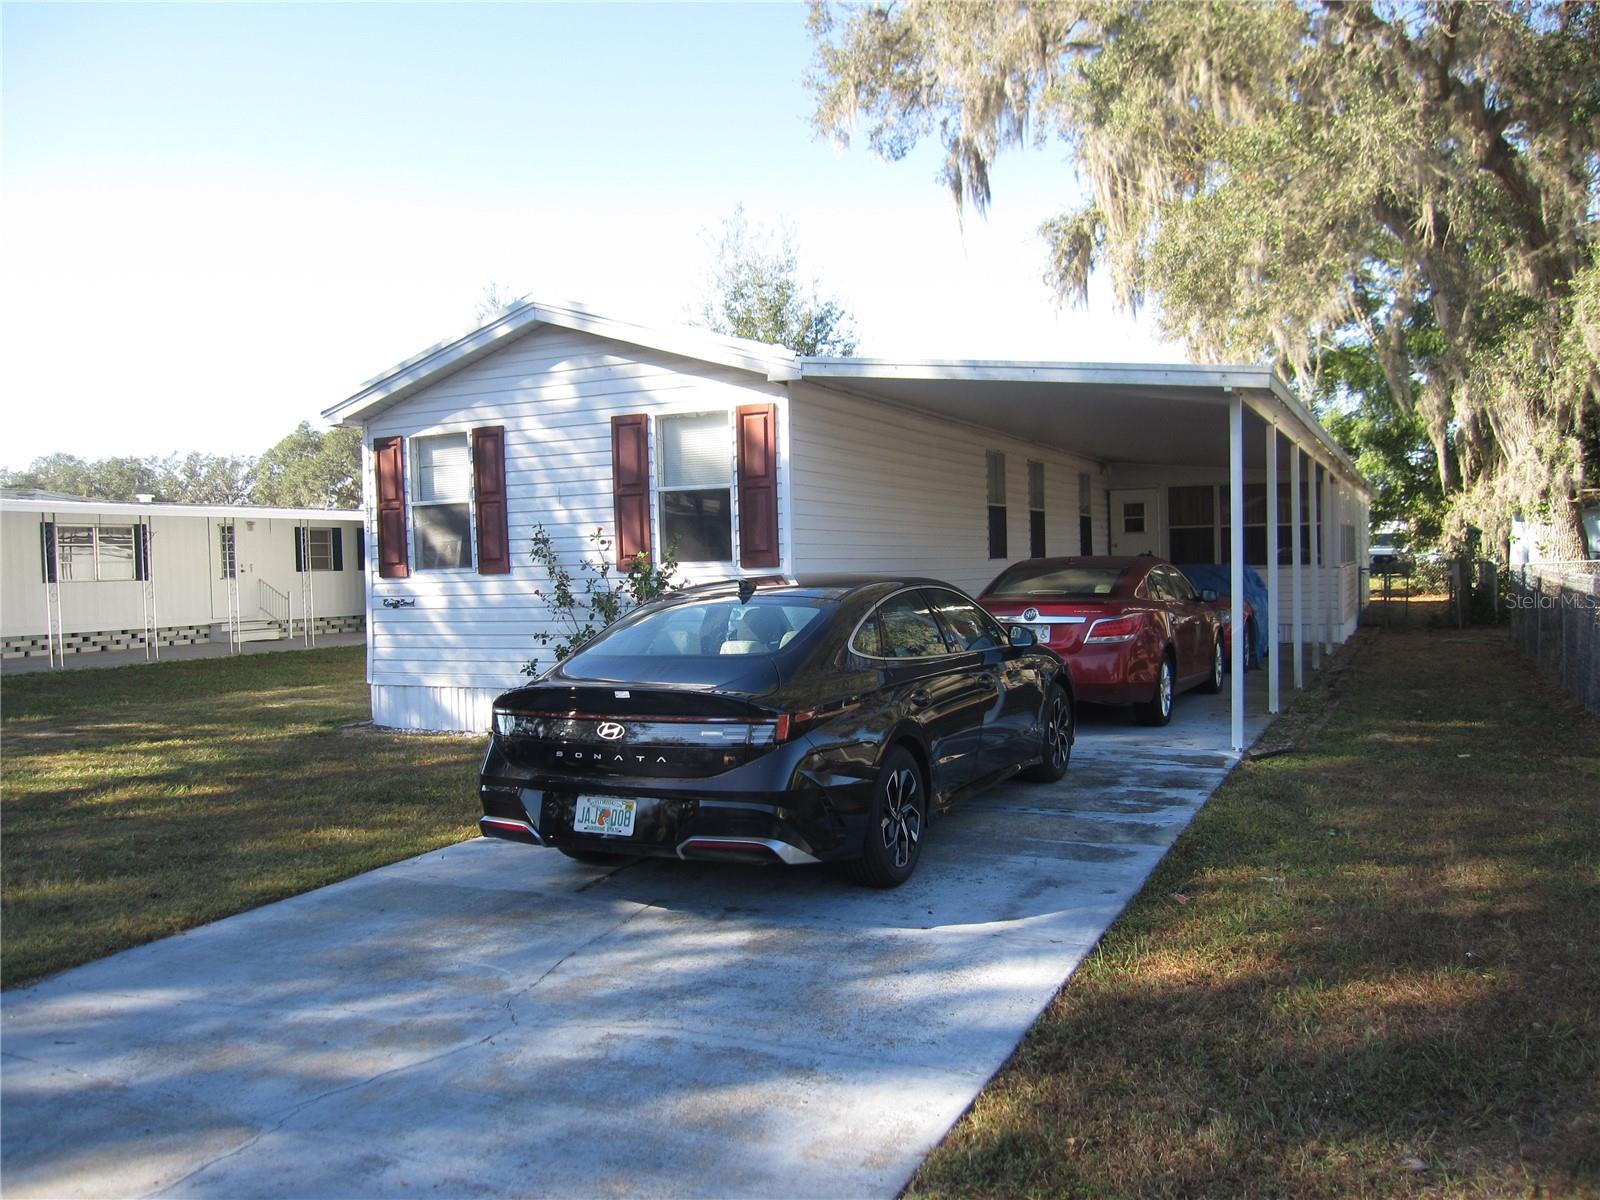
[1024,623,1052,643]
[573,796,637,837]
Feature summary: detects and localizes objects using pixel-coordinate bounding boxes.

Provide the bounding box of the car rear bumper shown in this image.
[479,783,834,864]
[1061,643,1159,705]
[478,734,875,865]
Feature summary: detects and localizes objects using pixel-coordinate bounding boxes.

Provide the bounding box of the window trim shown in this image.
[1027,460,1046,558]
[219,524,237,579]
[1078,471,1094,555]
[848,586,959,662]
[305,526,336,572]
[408,430,476,573]
[924,585,1008,653]
[57,523,138,583]
[986,450,1008,560]
[655,409,737,567]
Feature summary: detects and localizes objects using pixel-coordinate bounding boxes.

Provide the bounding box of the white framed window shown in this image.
[986,450,1007,559]
[1078,471,1094,554]
[219,525,237,579]
[411,433,473,570]
[1027,460,1045,557]
[657,412,733,563]
[58,524,136,582]
[58,526,96,580]
[306,527,335,571]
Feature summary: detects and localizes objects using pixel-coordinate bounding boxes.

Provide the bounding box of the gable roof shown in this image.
[322,296,801,426]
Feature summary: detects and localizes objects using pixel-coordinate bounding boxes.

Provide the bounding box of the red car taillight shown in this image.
[773,711,817,743]
[1084,614,1143,643]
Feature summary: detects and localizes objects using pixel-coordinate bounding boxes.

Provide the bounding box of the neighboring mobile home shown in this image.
[324,298,1369,746]
[2,496,364,662]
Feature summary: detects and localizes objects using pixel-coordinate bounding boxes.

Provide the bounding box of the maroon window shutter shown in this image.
[611,414,652,564]
[373,436,409,579]
[472,425,511,574]
[736,403,780,569]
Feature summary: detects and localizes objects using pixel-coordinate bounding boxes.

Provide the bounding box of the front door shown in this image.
[209,520,257,622]
[1110,489,1161,556]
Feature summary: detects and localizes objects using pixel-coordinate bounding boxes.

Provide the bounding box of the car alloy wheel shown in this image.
[850,746,926,887]
[1022,686,1074,782]
[1138,657,1175,726]
[880,766,923,870]
[1197,636,1226,694]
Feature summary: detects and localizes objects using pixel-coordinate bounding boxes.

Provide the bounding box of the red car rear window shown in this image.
[986,563,1132,598]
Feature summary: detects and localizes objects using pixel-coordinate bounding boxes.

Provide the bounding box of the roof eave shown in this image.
[794,358,1368,496]
[0,498,364,522]
[324,297,801,427]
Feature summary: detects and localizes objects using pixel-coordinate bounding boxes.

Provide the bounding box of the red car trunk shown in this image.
[982,599,1128,655]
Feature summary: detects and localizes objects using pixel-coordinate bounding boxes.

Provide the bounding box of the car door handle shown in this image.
[908,689,933,709]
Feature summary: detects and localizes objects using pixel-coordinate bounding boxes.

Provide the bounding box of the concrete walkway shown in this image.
[1,655,1311,1199]
[2,632,365,675]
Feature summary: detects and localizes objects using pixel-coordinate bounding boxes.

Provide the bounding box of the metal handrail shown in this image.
[258,579,291,630]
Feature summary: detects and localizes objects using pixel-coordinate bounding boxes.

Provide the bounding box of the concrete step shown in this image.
[210,619,283,643]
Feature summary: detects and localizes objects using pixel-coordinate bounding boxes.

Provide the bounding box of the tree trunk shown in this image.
[1547,500,1590,564]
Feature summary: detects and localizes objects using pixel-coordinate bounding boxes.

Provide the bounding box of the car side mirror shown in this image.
[1008,625,1037,648]
[1200,589,1218,603]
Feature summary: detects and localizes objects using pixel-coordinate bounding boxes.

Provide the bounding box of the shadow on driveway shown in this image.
[1,670,1281,1199]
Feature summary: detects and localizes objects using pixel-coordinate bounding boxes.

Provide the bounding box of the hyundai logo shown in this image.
[596,721,627,742]
[1022,607,1040,622]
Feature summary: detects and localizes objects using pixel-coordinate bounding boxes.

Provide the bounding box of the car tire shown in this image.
[1020,685,1073,782]
[1136,655,1175,726]
[1196,636,1224,694]
[848,746,926,889]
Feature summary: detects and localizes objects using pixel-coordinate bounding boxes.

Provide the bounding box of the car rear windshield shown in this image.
[572,596,830,660]
[986,563,1131,598]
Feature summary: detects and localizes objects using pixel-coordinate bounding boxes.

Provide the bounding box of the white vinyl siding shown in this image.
[2,508,364,646]
[786,383,1106,595]
[361,325,787,708]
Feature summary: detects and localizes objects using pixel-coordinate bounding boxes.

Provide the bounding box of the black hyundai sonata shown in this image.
[478,576,1074,887]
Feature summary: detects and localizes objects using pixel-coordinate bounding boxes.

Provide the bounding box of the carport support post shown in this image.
[1266,422,1280,714]
[1309,462,1322,670]
[1325,481,1339,654]
[1291,447,1304,690]
[1229,396,1246,754]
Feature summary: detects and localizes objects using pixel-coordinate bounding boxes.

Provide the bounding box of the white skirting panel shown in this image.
[372,683,498,733]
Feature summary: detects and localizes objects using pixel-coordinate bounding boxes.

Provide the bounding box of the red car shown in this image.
[980,555,1227,726]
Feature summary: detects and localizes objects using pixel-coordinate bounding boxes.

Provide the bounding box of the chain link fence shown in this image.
[1508,563,1600,712]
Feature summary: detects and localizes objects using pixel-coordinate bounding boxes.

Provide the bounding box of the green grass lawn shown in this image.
[914,618,1600,1197]
[2,647,483,989]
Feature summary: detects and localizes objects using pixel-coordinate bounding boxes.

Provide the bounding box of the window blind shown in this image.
[414,435,471,502]
[660,413,730,488]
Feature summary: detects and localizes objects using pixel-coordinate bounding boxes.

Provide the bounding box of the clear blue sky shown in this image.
[1,2,1178,468]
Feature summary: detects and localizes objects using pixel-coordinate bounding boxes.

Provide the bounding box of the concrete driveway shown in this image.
[2,680,1281,1199]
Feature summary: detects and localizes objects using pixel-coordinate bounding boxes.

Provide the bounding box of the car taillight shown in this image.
[773,711,817,743]
[1085,614,1143,643]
